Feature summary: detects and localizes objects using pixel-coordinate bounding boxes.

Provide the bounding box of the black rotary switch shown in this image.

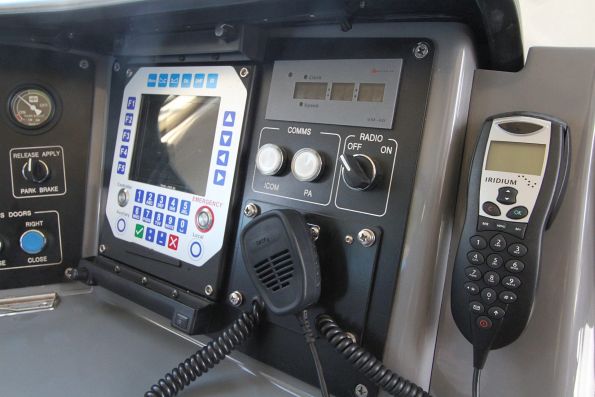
[22,158,50,183]
[340,153,379,191]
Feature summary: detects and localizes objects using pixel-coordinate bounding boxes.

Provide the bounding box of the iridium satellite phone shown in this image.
[451,112,570,392]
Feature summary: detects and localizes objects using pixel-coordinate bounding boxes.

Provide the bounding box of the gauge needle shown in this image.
[17,95,43,116]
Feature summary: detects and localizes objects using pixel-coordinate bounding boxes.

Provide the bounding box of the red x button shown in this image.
[168,234,179,250]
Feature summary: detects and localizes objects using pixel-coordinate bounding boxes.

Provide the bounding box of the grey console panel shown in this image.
[431,47,595,396]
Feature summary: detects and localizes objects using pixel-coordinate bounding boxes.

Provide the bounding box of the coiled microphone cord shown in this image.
[317,314,432,397]
[145,300,264,397]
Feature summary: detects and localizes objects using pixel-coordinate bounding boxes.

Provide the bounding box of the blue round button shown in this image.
[20,229,47,255]
[189,241,202,260]
[117,218,126,233]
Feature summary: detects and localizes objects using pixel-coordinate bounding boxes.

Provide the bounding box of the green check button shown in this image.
[135,224,144,238]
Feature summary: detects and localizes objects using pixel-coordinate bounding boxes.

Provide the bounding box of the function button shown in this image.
[180,200,191,216]
[134,189,144,203]
[464,282,480,295]
[168,197,179,213]
[132,206,141,220]
[497,187,518,205]
[177,218,188,234]
[477,217,496,231]
[486,254,503,269]
[117,188,129,207]
[502,276,522,289]
[142,208,153,223]
[256,144,286,176]
[19,229,47,255]
[499,291,517,304]
[153,212,164,227]
[505,259,525,273]
[481,288,497,304]
[467,251,484,265]
[484,271,501,286]
[508,243,527,257]
[465,267,482,281]
[145,192,155,206]
[469,301,484,314]
[165,215,176,230]
[156,194,167,209]
[488,306,506,319]
[291,148,324,182]
[508,223,527,239]
[507,206,529,220]
[470,236,487,250]
[477,316,492,330]
[489,234,507,251]
[494,220,509,232]
[195,206,214,232]
[482,201,501,216]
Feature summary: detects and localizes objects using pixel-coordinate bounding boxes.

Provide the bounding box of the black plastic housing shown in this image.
[240,209,321,315]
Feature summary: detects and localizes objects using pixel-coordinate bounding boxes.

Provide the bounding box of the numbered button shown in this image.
[488,306,506,319]
[490,234,507,251]
[486,254,503,269]
[505,259,525,273]
[481,288,497,304]
[502,276,521,289]
[499,291,517,304]
[508,243,527,257]
[467,251,484,265]
[484,271,500,286]
[470,236,487,250]
[469,301,484,314]
[464,282,480,295]
[465,267,482,281]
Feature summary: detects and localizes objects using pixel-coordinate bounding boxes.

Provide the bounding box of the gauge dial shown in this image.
[9,88,55,129]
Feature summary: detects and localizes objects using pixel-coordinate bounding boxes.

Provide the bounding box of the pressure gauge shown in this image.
[8,87,56,129]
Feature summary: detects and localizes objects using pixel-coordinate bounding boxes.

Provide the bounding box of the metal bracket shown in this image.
[0,292,59,317]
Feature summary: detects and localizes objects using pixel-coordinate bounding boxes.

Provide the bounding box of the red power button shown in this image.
[477,316,493,330]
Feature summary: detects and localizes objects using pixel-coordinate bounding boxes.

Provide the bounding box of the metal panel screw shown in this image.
[239,67,249,78]
[413,42,430,59]
[308,224,320,241]
[243,202,260,218]
[228,291,243,306]
[99,244,106,253]
[171,289,179,298]
[126,68,134,79]
[345,235,354,245]
[79,59,89,69]
[113,265,120,273]
[113,61,121,72]
[204,285,214,296]
[141,277,148,285]
[355,384,368,397]
[357,229,376,247]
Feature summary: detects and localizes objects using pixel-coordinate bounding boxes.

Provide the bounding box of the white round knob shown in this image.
[291,148,323,182]
[256,144,285,176]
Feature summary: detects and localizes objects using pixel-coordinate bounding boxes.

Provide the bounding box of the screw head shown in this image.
[243,202,260,218]
[99,244,107,253]
[171,289,179,298]
[308,224,320,241]
[228,291,244,307]
[113,265,120,273]
[345,235,354,245]
[357,228,376,247]
[204,285,214,296]
[64,267,74,279]
[413,42,430,59]
[141,277,148,285]
[113,61,121,72]
[79,59,89,69]
[355,384,368,397]
[239,67,249,78]
[126,68,134,78]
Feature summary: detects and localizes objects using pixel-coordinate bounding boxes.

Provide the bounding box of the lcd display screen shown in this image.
[485,141,547,176]
[293,82,328,100]
[130,95,221,196]
[357,83,385,102]
[330,83,355,101]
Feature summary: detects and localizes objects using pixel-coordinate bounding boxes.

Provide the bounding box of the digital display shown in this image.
[293,82,328,100]
[485,141,547,176]
[357,83,385,102]
[130,94,221,196]
[330,83,355,101]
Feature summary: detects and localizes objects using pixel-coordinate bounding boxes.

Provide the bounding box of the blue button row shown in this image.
[134,189,190,215]
[132,206,188,234]
[147,73,218,89]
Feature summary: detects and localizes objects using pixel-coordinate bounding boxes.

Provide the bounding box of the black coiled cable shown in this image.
[145,300,264,397]
[317,315,432,397]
